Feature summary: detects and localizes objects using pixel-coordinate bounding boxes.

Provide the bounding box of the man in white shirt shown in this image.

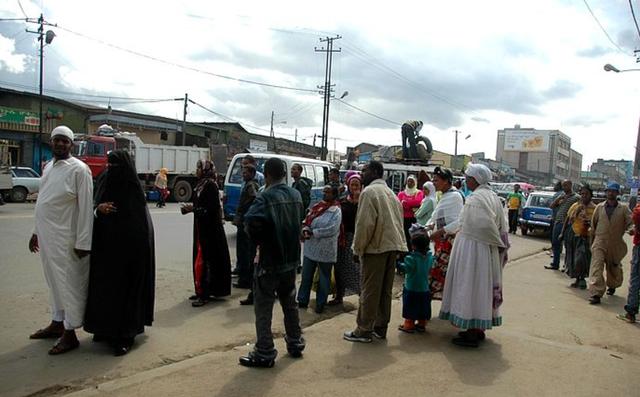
[28,125,94,355]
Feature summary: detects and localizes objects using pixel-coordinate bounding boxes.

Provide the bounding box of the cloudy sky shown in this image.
[0,0,638,168]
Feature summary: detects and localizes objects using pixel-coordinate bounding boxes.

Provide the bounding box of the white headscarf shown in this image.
[404,175,419,196]
[422,181,437,205]
[465,163,492,186]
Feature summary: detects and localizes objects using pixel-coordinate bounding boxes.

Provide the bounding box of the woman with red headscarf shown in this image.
[181,160,231,307]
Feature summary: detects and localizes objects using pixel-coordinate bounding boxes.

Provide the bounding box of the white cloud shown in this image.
[0,35,27,73]
[0,0,637,169]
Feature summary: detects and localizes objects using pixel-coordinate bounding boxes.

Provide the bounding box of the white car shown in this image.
[9,167,40,202]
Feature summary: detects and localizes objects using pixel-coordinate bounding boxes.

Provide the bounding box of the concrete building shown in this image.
[589,161,627,185]
[0,86,319,173]
[580,170,608,190]
[496,125,583,185]
[591,159,633,182]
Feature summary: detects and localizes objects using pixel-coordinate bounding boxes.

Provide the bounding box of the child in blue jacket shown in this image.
[398,232,434,333]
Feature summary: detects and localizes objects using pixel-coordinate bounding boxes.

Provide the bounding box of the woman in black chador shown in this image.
[84,150,155,356]
[181,159,231,307]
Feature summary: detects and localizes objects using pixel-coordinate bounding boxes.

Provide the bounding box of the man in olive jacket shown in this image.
[344,160,407,343]
[588,182,632,305]
[239,158,306,368]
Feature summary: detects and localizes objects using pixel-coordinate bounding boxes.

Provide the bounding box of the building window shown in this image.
[160,131,168,141]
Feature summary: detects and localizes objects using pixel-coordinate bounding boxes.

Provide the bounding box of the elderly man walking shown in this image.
[439,163,509,348]
[588,182,632,305]
[28,126,94,355]
[343,160,407,343]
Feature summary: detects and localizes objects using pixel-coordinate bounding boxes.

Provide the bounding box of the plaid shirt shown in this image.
[554,193,580,222]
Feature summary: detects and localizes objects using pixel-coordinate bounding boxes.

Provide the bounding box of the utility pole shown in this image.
[635,118,640,177]
[294,128,298,143]
[181,93,188,146]
[270,110,275,139]
[453,130,460,170]
[26,14,56,173]
[332,137,337,163]
[315,35,341,161]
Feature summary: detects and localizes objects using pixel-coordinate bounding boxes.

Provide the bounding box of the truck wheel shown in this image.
[520,226,528,236]
[172,180,193,202]
[11,187,28,203]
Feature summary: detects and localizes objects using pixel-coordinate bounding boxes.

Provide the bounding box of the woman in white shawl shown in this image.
[426,167,464,300]
[439,163,509,348]
[415,181,437,226]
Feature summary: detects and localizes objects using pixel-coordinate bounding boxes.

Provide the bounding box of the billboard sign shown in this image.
[0,106,39,126]
[249,139,268,152]
[503,130,550,152]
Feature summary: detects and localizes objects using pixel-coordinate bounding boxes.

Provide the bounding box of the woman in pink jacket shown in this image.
[398,175,424,251]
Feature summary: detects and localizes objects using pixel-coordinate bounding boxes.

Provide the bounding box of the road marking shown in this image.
[0,210,180,220]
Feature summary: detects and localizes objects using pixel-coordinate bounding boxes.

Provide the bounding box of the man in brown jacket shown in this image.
[588,182,632,305]
[343,160,407,343]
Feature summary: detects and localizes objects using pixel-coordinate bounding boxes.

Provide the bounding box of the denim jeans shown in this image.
[253,269,304,360]
[296,256,333,311]
[625,245,640,315]
[551,222,564,268]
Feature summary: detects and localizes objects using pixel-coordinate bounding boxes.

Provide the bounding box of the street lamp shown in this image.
[604,63,640,177]
[26,14,56,174]
[604,63,640,73]
[453,130,471,170]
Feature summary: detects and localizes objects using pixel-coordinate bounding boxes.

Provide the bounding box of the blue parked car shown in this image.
[518,191,555,236]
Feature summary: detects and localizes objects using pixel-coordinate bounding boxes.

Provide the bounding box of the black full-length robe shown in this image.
[192,178,231,298]
[84,151,155,339]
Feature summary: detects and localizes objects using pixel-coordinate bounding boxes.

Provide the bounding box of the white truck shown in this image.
[74,130,214,202]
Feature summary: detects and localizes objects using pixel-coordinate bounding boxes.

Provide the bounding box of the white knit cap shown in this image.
[51,125,74,141]
[465,163,493,185]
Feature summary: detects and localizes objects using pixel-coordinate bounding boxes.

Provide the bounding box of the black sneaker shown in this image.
[372,329,387,339]
[452,336,479,348]
[239,353,275,368]
[343,331,372,343]
[285,336,305,358]
[606,288,616,296]
[589,295,601,305]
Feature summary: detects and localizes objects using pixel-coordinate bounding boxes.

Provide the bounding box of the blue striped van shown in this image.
[223,153,333,220]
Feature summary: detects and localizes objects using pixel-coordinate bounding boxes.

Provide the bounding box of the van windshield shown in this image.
[227,157,266,184]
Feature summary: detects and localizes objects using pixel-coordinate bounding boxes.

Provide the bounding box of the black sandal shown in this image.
[191,298,209,307]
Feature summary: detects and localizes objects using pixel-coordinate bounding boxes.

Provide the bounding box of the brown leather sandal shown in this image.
[48,339,79,355]
[30,328,64,340]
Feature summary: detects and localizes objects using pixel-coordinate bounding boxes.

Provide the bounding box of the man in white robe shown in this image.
[439,163,509,348]
[28,125,93,355]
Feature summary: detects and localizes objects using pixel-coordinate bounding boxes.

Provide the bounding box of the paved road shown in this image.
[0,203,551,397]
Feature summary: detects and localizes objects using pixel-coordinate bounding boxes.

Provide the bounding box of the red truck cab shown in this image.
[73,135,116,178]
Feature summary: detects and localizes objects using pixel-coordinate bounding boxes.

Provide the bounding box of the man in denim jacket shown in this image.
[239,157,305,368]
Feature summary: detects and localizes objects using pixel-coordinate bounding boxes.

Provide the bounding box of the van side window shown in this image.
[304,164,315,182]
[228,159,243,184]
[315,166,327,187]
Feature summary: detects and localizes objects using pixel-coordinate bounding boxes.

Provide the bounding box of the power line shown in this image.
[629,0,640,42]
[0,80,180,101]
[582,0,630,55]
[334,98,400,126]
[341,42,477,114]
[56,26,317,93]
[16,0,28,18]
